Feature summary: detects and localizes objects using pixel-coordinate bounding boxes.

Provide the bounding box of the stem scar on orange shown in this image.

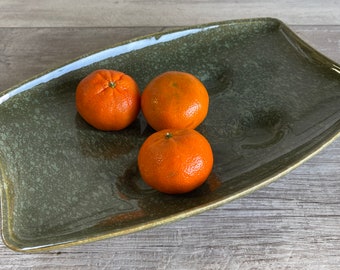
[141,71,209,131]
[76,69,140,131]
[137,129,214,194]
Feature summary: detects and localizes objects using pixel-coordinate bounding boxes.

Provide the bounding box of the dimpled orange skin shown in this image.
[141,71,209,131]
[76,69,140,131]
[137,129,214,194]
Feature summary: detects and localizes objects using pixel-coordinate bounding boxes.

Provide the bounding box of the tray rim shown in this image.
[1,17,340,252]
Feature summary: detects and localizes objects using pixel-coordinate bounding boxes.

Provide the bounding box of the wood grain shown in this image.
[0,27,164,92]
[1,25,339,92]
[0,0,340,27]
[0,3,340,269]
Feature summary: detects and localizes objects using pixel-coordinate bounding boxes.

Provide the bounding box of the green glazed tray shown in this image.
[1,18,340,252]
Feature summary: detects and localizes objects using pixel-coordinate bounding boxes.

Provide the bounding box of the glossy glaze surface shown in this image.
[0,18,339,252]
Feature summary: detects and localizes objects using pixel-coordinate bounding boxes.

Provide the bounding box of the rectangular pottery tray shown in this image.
[0,18,340,252]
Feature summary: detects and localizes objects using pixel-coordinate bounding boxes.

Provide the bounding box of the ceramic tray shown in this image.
[1,18,340,252]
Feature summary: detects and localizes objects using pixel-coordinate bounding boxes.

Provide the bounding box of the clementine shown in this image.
[76,69,140,131]
[141,71,209,131]
[138,129,213,194]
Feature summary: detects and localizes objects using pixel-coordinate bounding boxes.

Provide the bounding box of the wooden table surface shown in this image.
[0,1,339,269]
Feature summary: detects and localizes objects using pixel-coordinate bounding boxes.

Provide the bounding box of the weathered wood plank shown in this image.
[1,25,339,92]
[0,27,163,92]
[0,137,339,269]
[0,0,339,27]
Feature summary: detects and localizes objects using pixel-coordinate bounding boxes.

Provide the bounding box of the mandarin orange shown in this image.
[76,69,140,131]
[138,129,213,194]
[141,71,209,131]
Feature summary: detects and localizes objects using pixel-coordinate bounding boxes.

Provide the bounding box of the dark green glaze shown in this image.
[0,18,340,252]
